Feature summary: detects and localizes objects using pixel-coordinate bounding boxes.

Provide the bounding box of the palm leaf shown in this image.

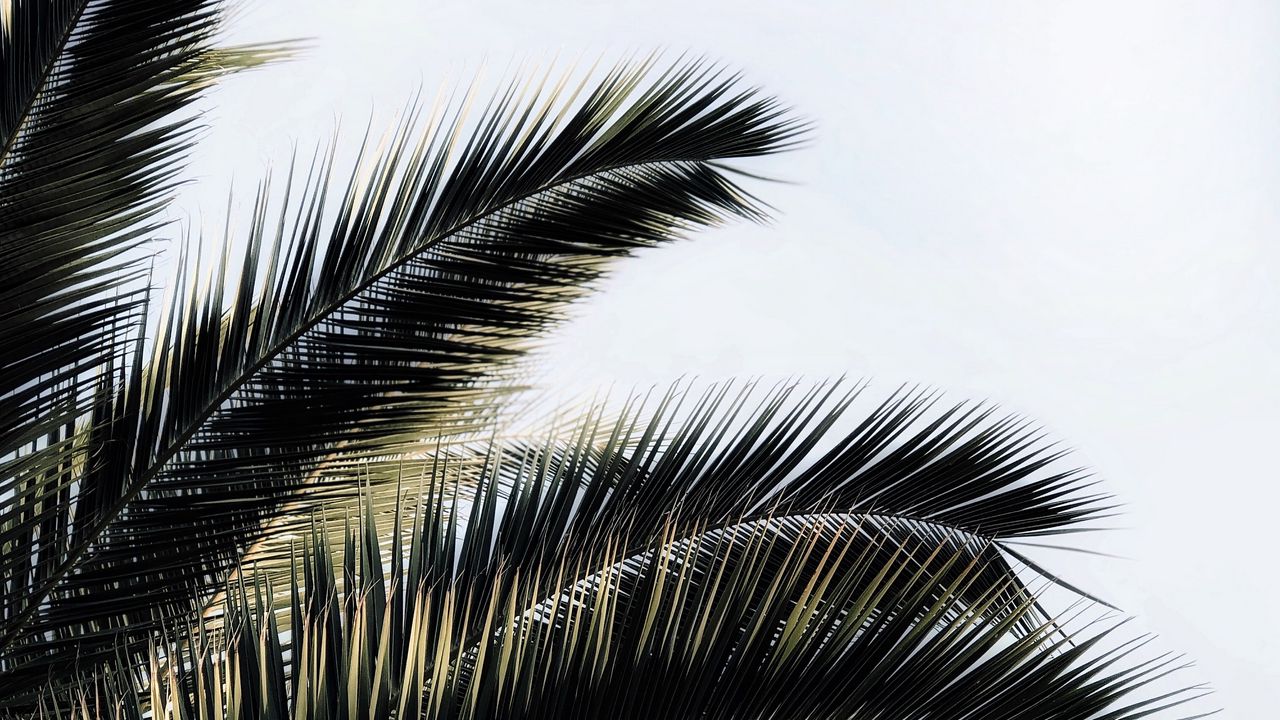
[402,380,1110,638]
[0,4,1212,714]
[42,472,1205,719]
[0,0,280,700]
[0,57,804,701]
[0,0,279,459]
[201,380,1118,692]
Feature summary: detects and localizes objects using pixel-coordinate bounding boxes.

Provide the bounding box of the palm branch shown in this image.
[0,6,805,702]
[43,386,1208,719]
[1,0,282,699]
[0,0,1211,715]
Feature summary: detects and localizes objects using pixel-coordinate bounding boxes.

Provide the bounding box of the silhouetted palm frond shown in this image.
[0,0,1213,716]
[0,48,805,702]
[1,0,282,700]
[41,393,1206,718]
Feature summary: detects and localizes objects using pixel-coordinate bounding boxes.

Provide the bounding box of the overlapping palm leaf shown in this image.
[0,0,280,698]
[0,52,807,701]
[44,406,1203,718]
[0,0,1211,715]
[365,380,1109,644]
[0,0,279,482]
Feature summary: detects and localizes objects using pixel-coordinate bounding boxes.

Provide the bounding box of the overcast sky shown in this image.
[185,1,1279,712]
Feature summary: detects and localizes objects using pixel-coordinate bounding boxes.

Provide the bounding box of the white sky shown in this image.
[185,0,1279,712]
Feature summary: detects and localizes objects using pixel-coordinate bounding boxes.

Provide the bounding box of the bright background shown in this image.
[183,1,1280,713]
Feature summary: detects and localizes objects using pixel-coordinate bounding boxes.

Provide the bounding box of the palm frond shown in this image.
[399,380,1112,634]
[0,0,279,460]
[0,57,804,699]
[0,4,1213,714]
[205,379,1115,682]
[42,477,1205,719]
[0,0,281,701]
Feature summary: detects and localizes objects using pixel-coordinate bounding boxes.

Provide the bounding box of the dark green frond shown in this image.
[0,58,804,700]
[0,0,282,701]
[43,489,1203,719]
[403,380,1109,635]
[202,379,1114,686]
[0,0,280,460]
[0,3,1213,714]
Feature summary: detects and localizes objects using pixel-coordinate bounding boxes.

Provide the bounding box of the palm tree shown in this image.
[0,1,1208,717]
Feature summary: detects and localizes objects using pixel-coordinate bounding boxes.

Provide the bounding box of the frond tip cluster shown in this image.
[0,0,1210,717]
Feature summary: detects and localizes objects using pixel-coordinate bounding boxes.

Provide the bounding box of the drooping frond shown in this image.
[0,3,1212,714]
[203,379,1117,683]
[367,379,1112,638]
[0,0,278,459]
[0,58,805,701]
[44,472,1205,720]
[0,0,281,703]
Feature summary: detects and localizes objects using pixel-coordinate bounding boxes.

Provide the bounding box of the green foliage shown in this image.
[0,1,1210,717]
[46,389,1205,719]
